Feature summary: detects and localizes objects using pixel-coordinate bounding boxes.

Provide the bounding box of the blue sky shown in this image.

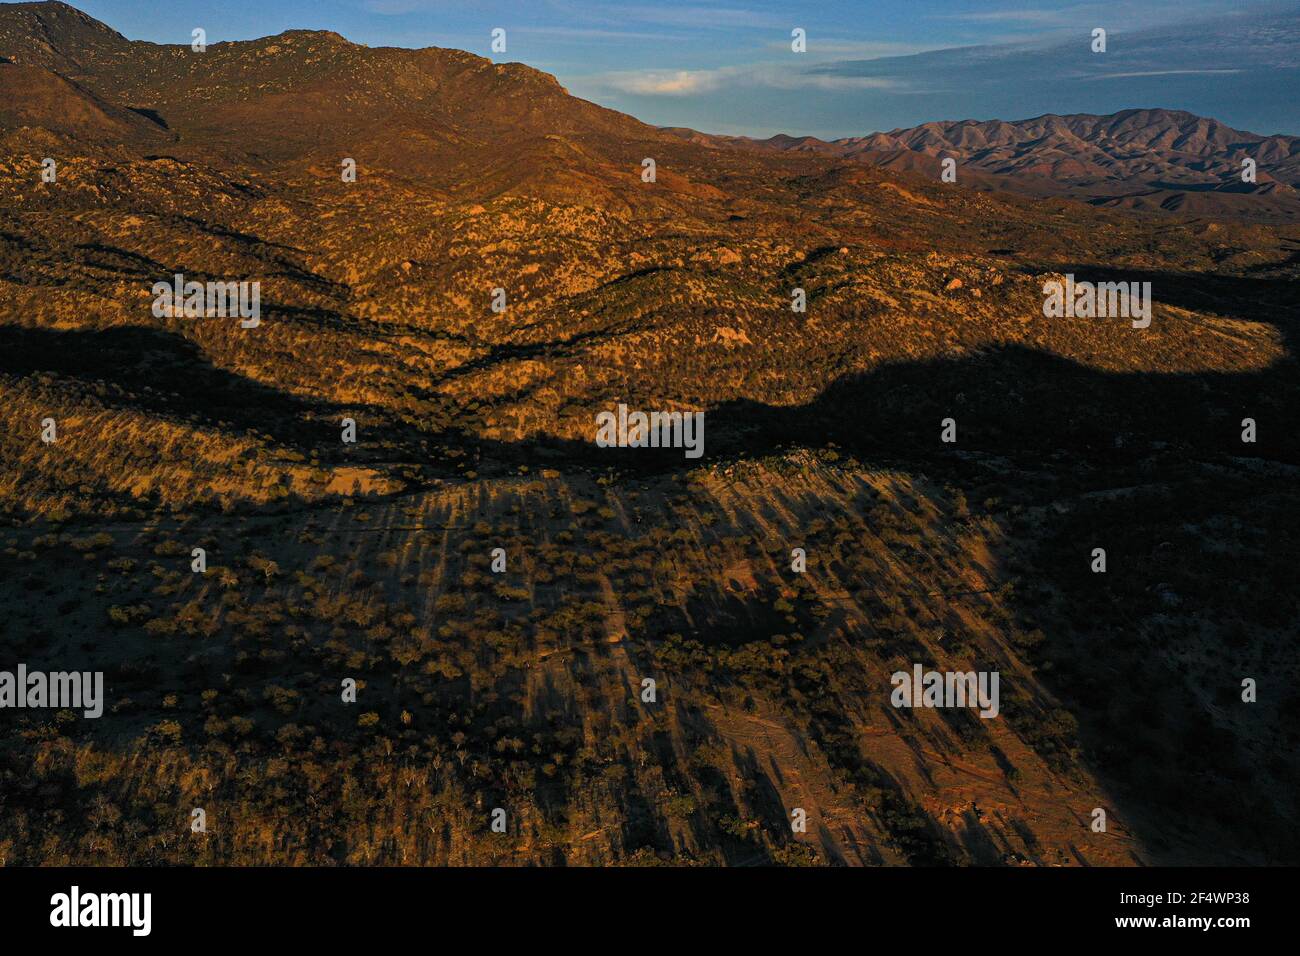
[70,0,1300,137]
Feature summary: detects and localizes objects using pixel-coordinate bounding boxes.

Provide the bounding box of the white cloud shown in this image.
[588,63,901,97]
[604,69,725,95]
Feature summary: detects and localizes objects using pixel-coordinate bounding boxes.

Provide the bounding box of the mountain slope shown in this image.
[0,1,695,203]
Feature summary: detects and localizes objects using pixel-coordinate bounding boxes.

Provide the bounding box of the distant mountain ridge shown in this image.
[670,108,1300,221]
[6,2,1297,220]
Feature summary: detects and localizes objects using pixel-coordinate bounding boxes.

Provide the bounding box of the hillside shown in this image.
[1,2,1297,867]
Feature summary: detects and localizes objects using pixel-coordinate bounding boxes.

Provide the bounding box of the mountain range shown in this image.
[670,108,1300,221]
[0,1,1297,868]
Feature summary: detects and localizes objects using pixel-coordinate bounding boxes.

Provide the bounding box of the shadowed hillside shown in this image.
[0,1,1297,867]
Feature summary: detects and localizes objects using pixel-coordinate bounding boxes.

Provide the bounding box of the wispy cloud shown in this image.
[590,63,900,96]
[758,38,944,59]
[603,69,724,95]
[1082,69,1246,79]
[924,0,1278,37]
[515,26,688,42]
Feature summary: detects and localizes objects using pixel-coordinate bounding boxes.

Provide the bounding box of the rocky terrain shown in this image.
[0,2,1297,866]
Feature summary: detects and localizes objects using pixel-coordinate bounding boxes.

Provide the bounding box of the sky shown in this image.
[68,0,1300,137]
